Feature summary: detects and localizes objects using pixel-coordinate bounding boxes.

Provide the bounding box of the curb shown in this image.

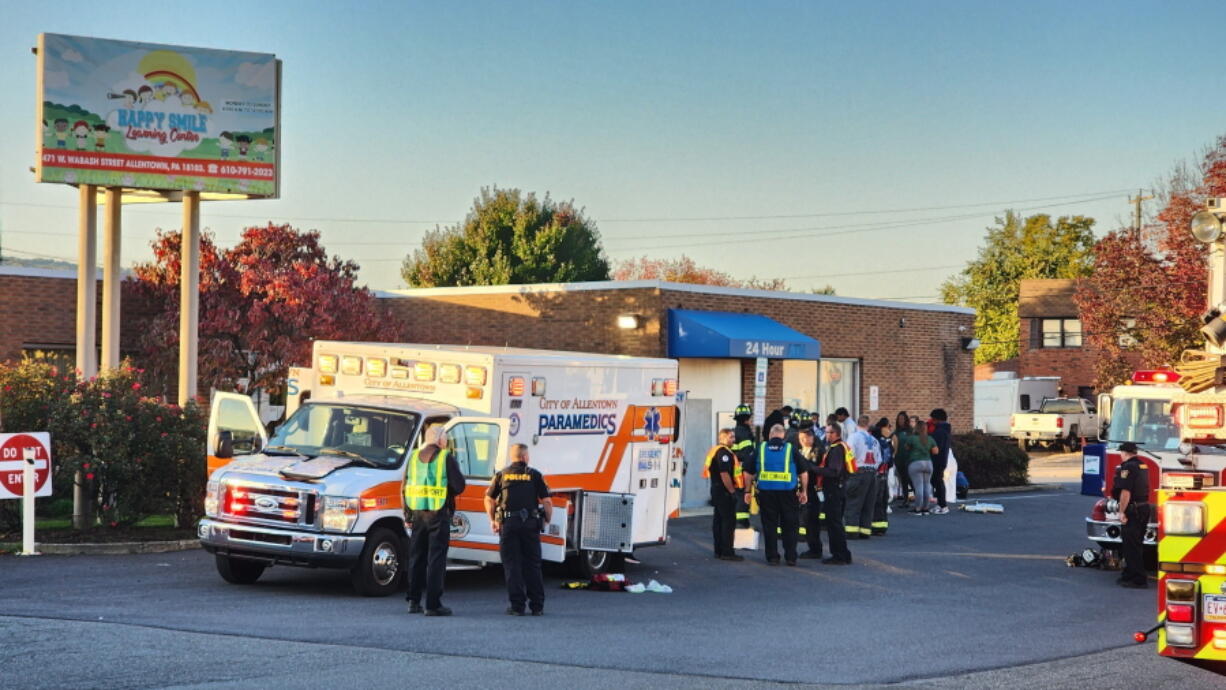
[968,483,1063,495]
[2,539,200,556]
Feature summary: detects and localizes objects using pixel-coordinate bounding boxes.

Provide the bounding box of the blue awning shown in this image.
[667,309,820,359]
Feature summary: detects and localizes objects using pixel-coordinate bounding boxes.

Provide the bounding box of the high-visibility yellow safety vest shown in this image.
[404,448,450,510]
[702,444,744,488]
[755,442,797,491]
[825,441,857,474]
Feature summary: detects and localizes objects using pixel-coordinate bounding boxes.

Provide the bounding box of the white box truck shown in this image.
[973,374,1060,436]
[199,341,684,596]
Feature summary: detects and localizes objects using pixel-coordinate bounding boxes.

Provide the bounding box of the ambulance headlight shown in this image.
[322,496,359,532]
[204,481,219,517]
[1162,502,1205,536]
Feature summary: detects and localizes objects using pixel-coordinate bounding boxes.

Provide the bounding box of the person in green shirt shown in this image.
[891,411,913,505]
[904,416,939,514]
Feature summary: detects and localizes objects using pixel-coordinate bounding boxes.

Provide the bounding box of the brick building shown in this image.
[0,267,98,367]
[384,279,976,433]
[980,278,1140,399]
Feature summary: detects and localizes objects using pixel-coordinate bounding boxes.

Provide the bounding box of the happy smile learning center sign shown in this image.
[36,33,279,197]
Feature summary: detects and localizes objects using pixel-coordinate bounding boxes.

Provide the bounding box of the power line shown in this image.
[779,264,963,281]
[0,200,451,225]
[0,186,1131,229]
[602,193,1122,250]
[596,188,1134,222]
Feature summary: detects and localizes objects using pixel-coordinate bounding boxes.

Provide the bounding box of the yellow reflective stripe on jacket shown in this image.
[731,439,754,451]
[404,448,449,510]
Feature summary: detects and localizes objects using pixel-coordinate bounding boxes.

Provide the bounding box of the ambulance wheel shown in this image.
[216,554,266,585]
[570,549,625,578]
[351,527,405,597]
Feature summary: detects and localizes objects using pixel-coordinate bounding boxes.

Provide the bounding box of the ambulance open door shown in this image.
[207,391,268,478]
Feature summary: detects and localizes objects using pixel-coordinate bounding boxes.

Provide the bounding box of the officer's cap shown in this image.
[1119,441,1139,454]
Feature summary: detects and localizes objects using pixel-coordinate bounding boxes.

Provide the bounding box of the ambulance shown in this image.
[198,341,684,596]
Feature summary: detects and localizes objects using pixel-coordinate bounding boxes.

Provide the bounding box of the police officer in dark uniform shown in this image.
[744,424,809,565]
[732,404,757,527]
[705,427,743,561]
[485,443,553,615]
[1113,442,1150,589]
[816,423,853,565]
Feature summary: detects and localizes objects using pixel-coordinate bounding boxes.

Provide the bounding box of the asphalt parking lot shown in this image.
[2,475,1222,688]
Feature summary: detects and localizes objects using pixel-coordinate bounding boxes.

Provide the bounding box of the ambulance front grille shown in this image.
[222,481,317,529]
[579,492,634,553]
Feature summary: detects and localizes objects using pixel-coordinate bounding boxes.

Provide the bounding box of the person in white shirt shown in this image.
[843,415,881,539]
[836,408,857,445]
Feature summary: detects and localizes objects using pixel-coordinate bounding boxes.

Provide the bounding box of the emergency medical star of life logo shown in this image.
[643,407,661,441]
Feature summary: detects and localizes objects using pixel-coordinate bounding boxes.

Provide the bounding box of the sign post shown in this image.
[0,432,53,556]
[22,449,37,556]
[753,357,768,430]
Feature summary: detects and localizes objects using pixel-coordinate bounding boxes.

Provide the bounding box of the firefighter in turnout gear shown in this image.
[485,444,554,615]
[732,404,756,526]
[704,428,744,560]
[404,426,467,616]
[745,424,810,565]
[1113,441,1150,589]
[844,415,882,539]
[816,423,854,565]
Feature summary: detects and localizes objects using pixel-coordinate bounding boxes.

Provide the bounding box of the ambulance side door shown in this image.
[441,417,509,562]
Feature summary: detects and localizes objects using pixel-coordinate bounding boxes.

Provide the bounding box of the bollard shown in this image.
[19,448,39,556]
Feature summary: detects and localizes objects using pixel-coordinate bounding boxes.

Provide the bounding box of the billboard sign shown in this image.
[35,33,279,197]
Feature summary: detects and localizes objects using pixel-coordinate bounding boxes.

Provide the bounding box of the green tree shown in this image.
[941,212,1096,364]
[402,187,610,287]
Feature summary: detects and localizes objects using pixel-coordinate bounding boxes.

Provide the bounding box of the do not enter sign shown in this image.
[0,432,52,499]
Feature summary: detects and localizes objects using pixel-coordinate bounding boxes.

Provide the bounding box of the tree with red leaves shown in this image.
[1074,140,1226,389]
[128,224,406,399]
[613,254,790,291]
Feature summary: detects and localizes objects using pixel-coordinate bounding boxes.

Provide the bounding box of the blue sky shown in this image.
[1,0,1223,299]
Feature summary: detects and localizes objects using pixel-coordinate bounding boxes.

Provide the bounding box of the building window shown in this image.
[819,359,859,419]
[781,359,859,419]
[1119,319,1138,348]
[782,360,817,412]
[1040,319,1081,348]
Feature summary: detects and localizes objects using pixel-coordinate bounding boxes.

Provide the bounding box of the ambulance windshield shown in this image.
[1107,398,1178,450]
[269,403,419,467]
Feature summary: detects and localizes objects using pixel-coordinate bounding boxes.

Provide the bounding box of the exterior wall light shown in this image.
[961,337,981,351]
[617,314,642,330]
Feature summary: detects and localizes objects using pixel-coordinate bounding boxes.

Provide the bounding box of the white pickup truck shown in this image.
[1010,397,1097,452]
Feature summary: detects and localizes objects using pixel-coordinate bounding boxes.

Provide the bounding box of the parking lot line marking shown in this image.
[976,492,1070,501]
[893,551,1066,561]
[856,557,918,576]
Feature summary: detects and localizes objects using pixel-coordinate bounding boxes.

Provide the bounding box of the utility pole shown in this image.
[1129,188,1154,232]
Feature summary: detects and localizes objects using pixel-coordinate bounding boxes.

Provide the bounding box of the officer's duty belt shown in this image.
[502,508,537,520]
